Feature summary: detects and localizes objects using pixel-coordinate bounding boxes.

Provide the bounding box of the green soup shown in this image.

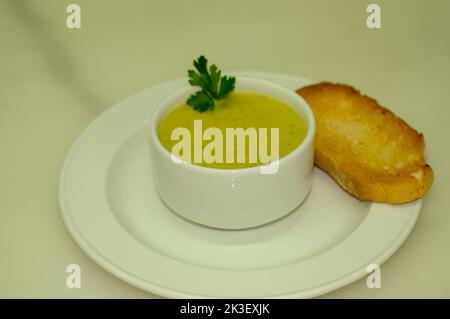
[157,92,307,169]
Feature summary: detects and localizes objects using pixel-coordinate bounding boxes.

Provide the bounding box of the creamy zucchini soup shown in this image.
[158,92,307,169]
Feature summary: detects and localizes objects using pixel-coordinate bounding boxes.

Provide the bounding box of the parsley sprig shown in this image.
[186,56,236,112]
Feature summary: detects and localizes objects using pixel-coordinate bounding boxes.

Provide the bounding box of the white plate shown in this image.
[59,72,422,298]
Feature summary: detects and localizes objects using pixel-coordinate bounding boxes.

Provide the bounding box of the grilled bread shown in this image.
[297,83,433,204]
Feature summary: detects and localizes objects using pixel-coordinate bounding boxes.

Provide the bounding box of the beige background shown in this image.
[1,0,449,298]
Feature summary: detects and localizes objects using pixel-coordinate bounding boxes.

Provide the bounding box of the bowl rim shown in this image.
[150,76,315,175]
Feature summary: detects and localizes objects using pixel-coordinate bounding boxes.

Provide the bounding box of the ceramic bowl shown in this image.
[149,77,315,229]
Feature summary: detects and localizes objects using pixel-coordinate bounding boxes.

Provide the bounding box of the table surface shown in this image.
[1,0,449,298]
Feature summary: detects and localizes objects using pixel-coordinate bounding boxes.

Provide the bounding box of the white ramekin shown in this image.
[149,77,315,229]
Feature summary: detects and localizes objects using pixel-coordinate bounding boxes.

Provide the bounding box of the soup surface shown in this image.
[157,92,307,169]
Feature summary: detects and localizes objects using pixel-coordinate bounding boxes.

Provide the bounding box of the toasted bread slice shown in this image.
[297,83,433,204]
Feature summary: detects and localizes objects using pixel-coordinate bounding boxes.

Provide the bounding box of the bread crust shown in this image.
[297,83,433,204]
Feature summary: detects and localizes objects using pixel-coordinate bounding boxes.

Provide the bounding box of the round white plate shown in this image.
[59,72,422,298]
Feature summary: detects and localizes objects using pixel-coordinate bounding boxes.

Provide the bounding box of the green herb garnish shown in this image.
[186,56,236,112]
